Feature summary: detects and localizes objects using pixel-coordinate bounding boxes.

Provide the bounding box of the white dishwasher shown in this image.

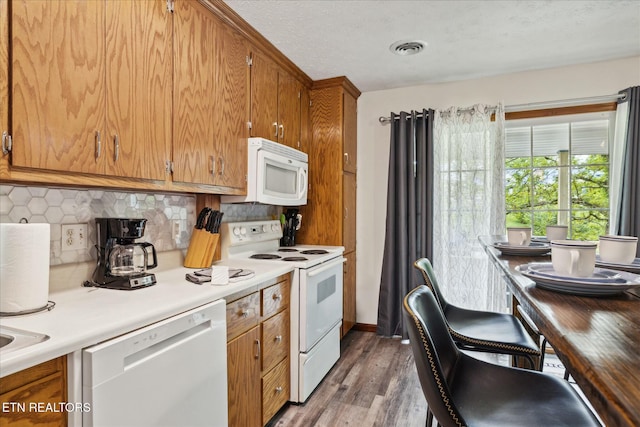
[82,299,227,427]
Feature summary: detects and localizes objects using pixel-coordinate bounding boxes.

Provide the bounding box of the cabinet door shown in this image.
[343,171,356,252]
[343,92,357,173]
[299,87,310,153]
[212,23,249,190]
[342,250,356,336]
[105,0,171,180]
[228,327,262,427]
[250,52,278,140]
[172,0,216,185]
[11,0,106,174]
[277,71,301,148]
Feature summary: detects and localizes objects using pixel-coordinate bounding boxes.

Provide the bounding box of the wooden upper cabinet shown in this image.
[173,0,248,191]
[10,0,171,180]
[277,72,302,149]
[250,52,279,141]
[105,0,172,180]
[250,50,302,149]
[11,0,107,175]
[213,23,250,190]
[343,92,357,174]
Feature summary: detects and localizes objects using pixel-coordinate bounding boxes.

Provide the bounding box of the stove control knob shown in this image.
[240,227,247,236]
[262,225,268,233]
[233,227,241,236]
[271,224,279,232]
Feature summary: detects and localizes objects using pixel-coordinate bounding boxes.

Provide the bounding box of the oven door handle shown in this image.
[307,257,346,277]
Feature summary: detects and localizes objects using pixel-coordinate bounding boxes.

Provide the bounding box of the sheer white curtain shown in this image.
[433,103,506,312]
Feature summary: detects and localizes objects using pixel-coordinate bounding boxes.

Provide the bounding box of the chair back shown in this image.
[403,286,466,427]
[414,258,449,311]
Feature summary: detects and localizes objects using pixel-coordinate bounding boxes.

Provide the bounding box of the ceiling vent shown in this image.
[390,40,427,56]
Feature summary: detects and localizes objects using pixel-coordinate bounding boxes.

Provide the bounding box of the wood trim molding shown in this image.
[199,0,312,88]
[312,76,361,99]
[504,102,617,121]
[352,323,377,333]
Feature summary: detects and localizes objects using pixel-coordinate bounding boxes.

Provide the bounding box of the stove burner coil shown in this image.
[300,249,329,255]
[278,248,299,252]
[250,254,282,260]
[282,256,308,262]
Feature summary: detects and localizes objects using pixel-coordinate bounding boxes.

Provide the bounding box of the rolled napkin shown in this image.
[0,223,50,313]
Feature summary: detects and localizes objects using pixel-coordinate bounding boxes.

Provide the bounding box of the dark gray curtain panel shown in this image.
[377,109,434,338]
[616,86,640,257]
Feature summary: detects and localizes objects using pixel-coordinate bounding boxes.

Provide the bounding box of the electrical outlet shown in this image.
[61,224,88,251]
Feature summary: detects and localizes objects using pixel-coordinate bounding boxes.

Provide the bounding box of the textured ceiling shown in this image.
[224,0,640,92]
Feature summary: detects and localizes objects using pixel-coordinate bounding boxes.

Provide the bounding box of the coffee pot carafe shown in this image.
[108,241,157,276]
[86,218,158,290]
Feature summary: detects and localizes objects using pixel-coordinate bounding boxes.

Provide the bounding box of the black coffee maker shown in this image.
[86,218,158,290]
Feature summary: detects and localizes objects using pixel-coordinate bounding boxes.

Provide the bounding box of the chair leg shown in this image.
[539,338,548,371]
[426,408,433,427]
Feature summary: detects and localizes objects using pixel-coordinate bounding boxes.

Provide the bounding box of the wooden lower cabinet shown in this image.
[227,326,262,427]
[0,357,67,427]
[227,275,291,427]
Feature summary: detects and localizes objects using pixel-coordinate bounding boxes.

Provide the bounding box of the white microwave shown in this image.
[222,138,308,206]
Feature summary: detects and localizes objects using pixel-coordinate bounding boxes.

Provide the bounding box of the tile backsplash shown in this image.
[0,184,279,266]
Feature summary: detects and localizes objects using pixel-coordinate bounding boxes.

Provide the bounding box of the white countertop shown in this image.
[0,260,293,377]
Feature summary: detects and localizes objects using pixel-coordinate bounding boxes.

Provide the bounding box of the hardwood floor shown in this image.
[267,330,428,427]
[266,330,592,427]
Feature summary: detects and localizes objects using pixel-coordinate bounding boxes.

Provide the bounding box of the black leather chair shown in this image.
[403,285,601,427]
[414,258,541,369]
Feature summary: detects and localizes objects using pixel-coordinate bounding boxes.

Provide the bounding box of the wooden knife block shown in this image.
[184,230,220,269]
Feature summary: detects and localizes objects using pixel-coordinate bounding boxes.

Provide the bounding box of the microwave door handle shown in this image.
[299,168,307,198]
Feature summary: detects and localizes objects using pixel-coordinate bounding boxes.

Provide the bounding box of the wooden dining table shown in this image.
[479,235,640,427]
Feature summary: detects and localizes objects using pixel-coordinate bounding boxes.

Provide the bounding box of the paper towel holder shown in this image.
[0,300,56,317]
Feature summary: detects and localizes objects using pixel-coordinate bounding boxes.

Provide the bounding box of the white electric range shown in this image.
[220,220,345,403]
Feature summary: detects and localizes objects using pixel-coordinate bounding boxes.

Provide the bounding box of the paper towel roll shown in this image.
[0,223,50,313]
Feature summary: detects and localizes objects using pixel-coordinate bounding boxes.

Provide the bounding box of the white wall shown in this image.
[355,56,640,325]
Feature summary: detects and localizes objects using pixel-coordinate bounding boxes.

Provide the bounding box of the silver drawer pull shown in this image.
[255,339,261,359]
[275,335,282,343]
[275,386,283,393]
[272,294,282,301]
[241,310,249,318]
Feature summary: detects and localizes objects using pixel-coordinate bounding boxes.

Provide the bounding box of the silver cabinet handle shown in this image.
[209,155,216,176]
[273,122,278,137]
[114,134,119,161]
[241,310,249,318]
[275,386,283,393]
[95,131,101,160]
[344,152,349,164]
[279,124,284,139]
[255,339,261,359]
[275,335,282,343]
[219,156,225,176]
[272,293,282,301]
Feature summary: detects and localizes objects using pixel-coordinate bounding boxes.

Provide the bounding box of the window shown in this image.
[505,111,615,241]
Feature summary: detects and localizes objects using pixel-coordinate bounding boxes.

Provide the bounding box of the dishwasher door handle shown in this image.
[124,321,212,370]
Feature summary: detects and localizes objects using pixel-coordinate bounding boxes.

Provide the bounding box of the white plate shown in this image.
[595,256,640,274]
[492,241,551,256]
[516,262,640,296]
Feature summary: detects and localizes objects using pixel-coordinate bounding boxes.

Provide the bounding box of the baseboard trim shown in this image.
[352,323,377,333]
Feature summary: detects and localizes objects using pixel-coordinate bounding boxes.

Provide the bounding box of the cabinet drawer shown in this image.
[262,357,290,425]
[261,309,290,372]
[227,292,260,341]
[262,280,289,319]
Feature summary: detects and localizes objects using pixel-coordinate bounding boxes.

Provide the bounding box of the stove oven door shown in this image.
[299,256,345,352]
